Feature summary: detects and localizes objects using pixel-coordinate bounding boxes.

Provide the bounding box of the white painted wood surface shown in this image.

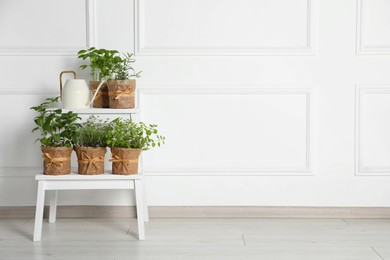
[48,190,57,224]
[61,108,139,115]
[35,173,143,181]
[33,174,147,241]
[1,0,390,208]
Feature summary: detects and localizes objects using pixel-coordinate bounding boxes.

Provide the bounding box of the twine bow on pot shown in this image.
[79,152,104,172]
[42,153,70,167]
[109,154,138,173]
[109,90,134,100]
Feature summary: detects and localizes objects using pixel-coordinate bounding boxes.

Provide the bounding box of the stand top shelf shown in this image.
[61,108,139,115]
[36,172,143,180]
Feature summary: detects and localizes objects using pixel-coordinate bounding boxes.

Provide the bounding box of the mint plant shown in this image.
[78,47,141,81]
[77,47,121,81]
[30,97,81,147]
[105,118,165,150]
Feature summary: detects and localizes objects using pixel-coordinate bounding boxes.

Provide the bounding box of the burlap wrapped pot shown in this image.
[107,80,136,109]
[41,146,72,175]
[110,147,141,175]
[90,81,109,108]
[75,146,107,175]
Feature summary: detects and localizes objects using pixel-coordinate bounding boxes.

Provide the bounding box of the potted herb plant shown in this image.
[77,47,121,108]
[107,52,141,109]
[105,118,164,175]
[31,97,80,175]
[74,116,108,175]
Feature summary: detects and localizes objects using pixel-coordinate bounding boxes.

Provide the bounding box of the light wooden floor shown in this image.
[1,218,390,260]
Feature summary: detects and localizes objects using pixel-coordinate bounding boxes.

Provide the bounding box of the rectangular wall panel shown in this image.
[95,0,134,52]
[357,0,390,54]
[139,87,314,175]
[136,0,315,55]
[0,94,53,168]
[356,86,390,175]
[0,0,92,55]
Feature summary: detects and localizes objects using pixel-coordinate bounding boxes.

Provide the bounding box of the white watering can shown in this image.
[59,71,105,109]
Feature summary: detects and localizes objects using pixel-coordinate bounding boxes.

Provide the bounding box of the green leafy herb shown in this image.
[77,47,141,81]
[75,115,108,147]
[30,97,81,147]
[77,47,121,81]
[105,118,165,150]
[113,52,142,80]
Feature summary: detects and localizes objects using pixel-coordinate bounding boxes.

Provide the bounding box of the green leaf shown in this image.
[30,96,80,147]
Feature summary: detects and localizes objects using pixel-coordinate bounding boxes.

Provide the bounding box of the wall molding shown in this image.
[0,88,58,96]
[0,0,95,56]
[135,0,317,56]
[0,86,316,177]
[2,206,390,219]
[355,85,390,175]
[356,0,390,55]
[138,86,316,176]
[86,0,96,48]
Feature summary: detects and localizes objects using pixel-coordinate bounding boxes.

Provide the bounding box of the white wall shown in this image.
[1,0,390,207]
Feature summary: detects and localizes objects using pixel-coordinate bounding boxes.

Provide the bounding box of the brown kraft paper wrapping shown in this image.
[76,146,107,175]
[41,146,72,175]
[90,81,109,108]
[110,147,141,175]
[107,80,136,109]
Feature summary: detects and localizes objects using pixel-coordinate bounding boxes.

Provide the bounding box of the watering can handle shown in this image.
[89,80,106,106]
[59,71,77,98]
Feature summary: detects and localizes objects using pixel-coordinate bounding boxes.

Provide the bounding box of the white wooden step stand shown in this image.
[33,173,148,241]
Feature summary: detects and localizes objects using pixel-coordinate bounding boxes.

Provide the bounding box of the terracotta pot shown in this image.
[90,81,109,108]
[107,80,136,109]
[110,147,141,175]
[75,146,107,175]
[41,146,72,175]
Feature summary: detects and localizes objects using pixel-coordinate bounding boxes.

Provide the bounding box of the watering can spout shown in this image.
[89,80,105,106]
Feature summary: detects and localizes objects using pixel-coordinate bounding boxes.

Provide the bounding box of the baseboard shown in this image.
[2,206,390,219]
[0,206,137,219]
[149,206,390,218]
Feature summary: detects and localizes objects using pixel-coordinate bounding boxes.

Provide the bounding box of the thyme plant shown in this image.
[75,116,108,147]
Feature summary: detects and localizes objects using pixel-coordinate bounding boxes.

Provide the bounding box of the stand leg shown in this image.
[142,179,149,222]
[49,190,58,224]
[139,153,148,222]
[33,181,46,242]
[134,180,145,240]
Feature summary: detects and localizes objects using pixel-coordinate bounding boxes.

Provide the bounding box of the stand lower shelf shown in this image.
[33,172,148,241]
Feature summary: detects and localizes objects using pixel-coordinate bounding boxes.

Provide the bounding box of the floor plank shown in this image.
[372,247,390,260]
[0,218,388,260]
